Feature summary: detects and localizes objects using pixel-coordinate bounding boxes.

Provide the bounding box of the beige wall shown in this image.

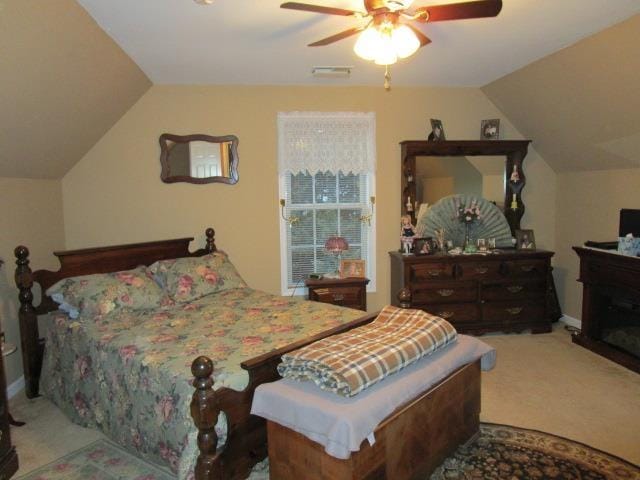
[555,168,640,320]
[62,85,556,312]
[0,0,151,178]
[0,178,65,385]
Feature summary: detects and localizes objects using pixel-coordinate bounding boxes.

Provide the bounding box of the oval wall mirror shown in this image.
[159,133,239,185]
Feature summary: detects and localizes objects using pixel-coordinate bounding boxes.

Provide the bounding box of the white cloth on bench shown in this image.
[251,334,496,459]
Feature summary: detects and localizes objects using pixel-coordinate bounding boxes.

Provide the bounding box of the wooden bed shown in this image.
[14,228,480,480]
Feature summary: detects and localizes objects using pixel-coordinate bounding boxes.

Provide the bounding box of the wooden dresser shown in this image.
[390,250,554,335]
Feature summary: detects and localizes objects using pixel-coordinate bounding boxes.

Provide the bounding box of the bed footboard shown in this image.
[190,311,379,480]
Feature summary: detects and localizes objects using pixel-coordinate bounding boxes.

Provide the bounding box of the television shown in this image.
[619,209,640,237]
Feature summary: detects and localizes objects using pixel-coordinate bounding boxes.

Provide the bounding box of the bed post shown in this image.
[205,228,217,253]
[398,287,412,309]
[191,356,222,480]
[14,246,41,398]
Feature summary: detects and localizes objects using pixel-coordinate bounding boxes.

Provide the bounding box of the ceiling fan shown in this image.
[281,0,503,88]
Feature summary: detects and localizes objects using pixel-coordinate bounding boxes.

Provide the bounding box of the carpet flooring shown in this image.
[9,324,640,478]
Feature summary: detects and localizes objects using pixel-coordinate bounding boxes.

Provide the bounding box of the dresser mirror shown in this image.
[400,140,531,235]
[159,133,239,185]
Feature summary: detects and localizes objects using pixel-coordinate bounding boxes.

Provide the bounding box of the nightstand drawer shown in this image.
[306,277,369,311]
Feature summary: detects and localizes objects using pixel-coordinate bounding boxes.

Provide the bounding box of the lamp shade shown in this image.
[324,236,349,253]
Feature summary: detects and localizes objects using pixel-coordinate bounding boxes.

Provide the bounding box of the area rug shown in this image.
[429,423,640,480]
[17,424,640,479]
[15,439,175,480]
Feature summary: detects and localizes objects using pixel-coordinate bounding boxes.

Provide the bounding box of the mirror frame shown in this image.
[159,133,239,185]
[400,140,531,235]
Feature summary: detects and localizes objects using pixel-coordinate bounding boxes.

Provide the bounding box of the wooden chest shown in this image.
[390,250,554,335]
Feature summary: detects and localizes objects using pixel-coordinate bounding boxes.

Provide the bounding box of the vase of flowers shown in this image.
[455,200,481,252]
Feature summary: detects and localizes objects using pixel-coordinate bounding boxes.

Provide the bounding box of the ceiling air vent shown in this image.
[312,66,353,78]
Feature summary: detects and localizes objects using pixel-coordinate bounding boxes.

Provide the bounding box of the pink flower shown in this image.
[73,393,90,418]
[155,395,174,423]
[177,275,194,296]
[86,447,105,460]
[105,457,124,466]
[203,270,219,285]
[119,344,138,363]
[151,333,178,344]
[54,463,72,471]
[74,356,92,379]
[242,336,264,346]
[120,293,131,304]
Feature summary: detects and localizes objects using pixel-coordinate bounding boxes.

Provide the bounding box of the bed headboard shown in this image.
[14,228,217,398]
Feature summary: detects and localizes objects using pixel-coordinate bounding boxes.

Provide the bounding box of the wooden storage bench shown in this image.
[266,360,481,480]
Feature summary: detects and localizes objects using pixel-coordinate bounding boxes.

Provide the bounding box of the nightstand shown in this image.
[305,277,369,311]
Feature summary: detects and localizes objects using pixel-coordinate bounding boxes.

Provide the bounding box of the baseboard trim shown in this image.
[561,315,581,329]
[7,375,25,399]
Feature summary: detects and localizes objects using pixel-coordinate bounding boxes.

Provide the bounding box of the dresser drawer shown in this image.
[458,262,502,280]
[412,281,477,304]
[416,303,480,325]
[482,301,545,324]
[503,259,547,278]
[482,279,546,301]
[310,286,364,310]
[410,263,453,281]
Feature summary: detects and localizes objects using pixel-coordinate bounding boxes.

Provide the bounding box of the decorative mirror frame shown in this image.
[159,133,239,185]
[400,140,531,235]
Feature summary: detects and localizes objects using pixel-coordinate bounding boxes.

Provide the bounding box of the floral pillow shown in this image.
[149,252,247,303]
[46,266,169,319]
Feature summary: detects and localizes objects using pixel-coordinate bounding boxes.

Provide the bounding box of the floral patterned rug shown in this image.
[16,440,175,480]
[17,424,640,480]
[430,423,640,480]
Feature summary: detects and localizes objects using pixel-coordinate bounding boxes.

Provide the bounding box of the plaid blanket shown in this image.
[277,305,457,397]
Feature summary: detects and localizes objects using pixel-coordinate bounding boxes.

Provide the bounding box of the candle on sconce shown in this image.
[510,194,518,211]
[406,196,413,212]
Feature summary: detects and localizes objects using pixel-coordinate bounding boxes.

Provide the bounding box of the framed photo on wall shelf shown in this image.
[340,259,366,278]
[480,119,500,140]
[516,229,536,250]
[428,119,446,142]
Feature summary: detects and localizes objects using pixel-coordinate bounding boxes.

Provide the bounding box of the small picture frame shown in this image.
[477,238,487,252]
[516,229,536,250]
[413,237,435,255]
[480,119,500,140]
[428,119,446,142]
[340,259,366,278]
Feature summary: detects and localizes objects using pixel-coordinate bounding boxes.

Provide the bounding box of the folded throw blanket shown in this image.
[277,305,457,396]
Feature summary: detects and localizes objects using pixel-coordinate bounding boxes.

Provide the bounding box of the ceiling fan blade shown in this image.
[414,0,502,23]
[280,2,359,16]
[308,26,365,46]
[406,24,432,47]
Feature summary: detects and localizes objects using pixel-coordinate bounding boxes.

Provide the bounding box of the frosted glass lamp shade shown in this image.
[392,24,420,58]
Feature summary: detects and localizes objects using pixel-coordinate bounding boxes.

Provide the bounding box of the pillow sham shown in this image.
[149,252,247,303]
[46,266,168,319]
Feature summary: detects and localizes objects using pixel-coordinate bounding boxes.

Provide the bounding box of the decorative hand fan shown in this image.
[417,194,512,248]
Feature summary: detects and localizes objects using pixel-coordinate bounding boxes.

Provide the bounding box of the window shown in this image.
[278,112,376,295]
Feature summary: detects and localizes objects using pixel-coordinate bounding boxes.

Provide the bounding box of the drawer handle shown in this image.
[427,270,441,277]
[437,289,454,297]
[332,293,345,301]
[520,265,535,272]
[437,311,454,319]
[506,307,523,315]
[506,285,524,293]
[475,267,489,274]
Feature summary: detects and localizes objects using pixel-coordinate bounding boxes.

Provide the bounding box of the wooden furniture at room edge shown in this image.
[390,249,555,335]
[305,277,369,311]
[572,246,640,374]
[0,344,19,479]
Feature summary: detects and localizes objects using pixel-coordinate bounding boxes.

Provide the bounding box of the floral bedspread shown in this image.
[41,288,363,479]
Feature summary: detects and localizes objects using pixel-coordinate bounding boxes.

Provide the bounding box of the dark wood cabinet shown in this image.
[390,250,554,335]
[0,352,18,479]
[305,277,369,311]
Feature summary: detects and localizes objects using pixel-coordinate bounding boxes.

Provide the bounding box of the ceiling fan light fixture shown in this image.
[353,26,382,61]
[374,33,398,65]
[391,24,420,58]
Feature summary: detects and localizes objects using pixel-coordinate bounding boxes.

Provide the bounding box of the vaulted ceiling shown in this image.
[0,0,151,179]
[483,14,640,172]
[1,0,638,179]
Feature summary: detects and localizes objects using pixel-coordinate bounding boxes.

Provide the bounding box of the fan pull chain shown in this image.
[384,65,391,91]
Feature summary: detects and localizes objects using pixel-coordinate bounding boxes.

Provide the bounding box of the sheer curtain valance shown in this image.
[277,112,376,175]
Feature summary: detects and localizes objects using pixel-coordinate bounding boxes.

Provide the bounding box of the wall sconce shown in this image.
[280,199,300,225]
[360,196,376,226]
